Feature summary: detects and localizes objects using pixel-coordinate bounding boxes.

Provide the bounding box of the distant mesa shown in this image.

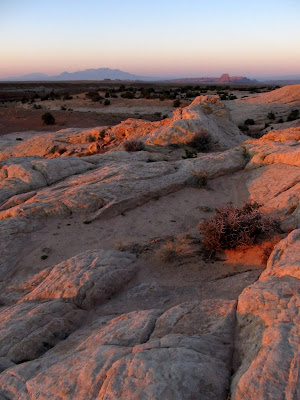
[169,73,256,84]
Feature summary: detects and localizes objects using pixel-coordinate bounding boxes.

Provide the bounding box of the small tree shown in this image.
[42,112,55,125]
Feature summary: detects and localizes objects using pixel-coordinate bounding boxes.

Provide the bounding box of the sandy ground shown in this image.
[2,170,281,313]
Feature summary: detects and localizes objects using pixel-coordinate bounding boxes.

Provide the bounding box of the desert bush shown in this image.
[182,149,197,159]
[287,109,299,121]
[244,118,255,125]
[267,112,275,120]
[186,171,208,188]
[42,112,55,125]
[123,139,145,152]
[277,118,284,123]
[188,129,212,151]
[198,201,279,252]
[104,99,111,106]
[157,236,192,263]
[238,125,249,132]
[173,99,181,107]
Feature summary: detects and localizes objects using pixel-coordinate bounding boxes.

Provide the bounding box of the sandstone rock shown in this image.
[236,84,300,105]
[0,358,15,374]
[260,229,300,280]
[231,231,300,400]
[109,95,247,150]
[0,96,247,162]
[22,250,138,309]
[0,147,246,222]
[244,127,300,169]
[0,300,85,363]
[0,156,96,207]
[0,300,236,399]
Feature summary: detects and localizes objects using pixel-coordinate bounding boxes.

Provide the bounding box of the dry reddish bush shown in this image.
[123,139,145,152]
[188,129,212,151]
[198,202,279,252]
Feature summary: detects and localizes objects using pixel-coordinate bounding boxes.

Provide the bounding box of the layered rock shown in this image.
[0,96,247,162]
[231,229,300,400]
[22,250,138,309]
[0,147,246,222]
[0,299,237,399]
[236,84,300,105]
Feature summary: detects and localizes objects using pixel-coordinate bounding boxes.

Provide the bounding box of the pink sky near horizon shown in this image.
[1,0,300,79]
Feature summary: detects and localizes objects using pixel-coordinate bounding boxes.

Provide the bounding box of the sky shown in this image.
[1,0,300,79]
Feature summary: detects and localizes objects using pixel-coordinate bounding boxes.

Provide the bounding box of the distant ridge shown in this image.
[1,68,159,82]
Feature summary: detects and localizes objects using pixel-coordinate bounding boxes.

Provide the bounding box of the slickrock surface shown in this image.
[231,229,300,400]
[0,95,247,161]
[0,300,237,400]
[236,84,300,105]
[0,94,299,399]
[22,250,138,309]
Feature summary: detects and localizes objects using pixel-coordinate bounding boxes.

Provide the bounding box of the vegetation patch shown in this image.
[198,201,279,253]
[123,139,145,152]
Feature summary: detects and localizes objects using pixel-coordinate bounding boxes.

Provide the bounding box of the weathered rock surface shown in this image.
[231,230,300,400]
[237,84,300,105]
[0,300,85,363]
[22,250,138,309]
[0,96,247,162]
[0,299,236,399]
[0,146,246,221]
[0,156,96,207]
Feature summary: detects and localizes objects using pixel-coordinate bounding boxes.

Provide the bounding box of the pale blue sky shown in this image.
[1,0,299,78]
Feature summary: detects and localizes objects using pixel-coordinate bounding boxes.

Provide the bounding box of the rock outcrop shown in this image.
[231,229,300,400]
[237,84,300,105]
[0,96,299,399]
[0,96,247,161]
[0,299,237,399]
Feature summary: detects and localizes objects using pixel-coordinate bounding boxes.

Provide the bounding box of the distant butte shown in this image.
[169,73,256,84]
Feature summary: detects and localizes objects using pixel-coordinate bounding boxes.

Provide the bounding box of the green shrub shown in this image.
[198,202,279,252]
[42,112,55,125]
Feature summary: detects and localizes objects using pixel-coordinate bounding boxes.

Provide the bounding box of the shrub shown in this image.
[198,201,279,252]
[42,112,55,125]
[188,129,212,151]
[277,118,284,123]
[244,118,255,125]
[104,99,111,106]
[239,125,249,132]
[186,171,208,188]
[173,99,181,107]
[267,112,275,120]
[287,109,299,121]
[157,236,192,263]
[123,139,145,152]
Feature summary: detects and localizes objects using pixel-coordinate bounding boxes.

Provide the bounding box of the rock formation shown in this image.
[0,95,299,399]
[237,84,300,105]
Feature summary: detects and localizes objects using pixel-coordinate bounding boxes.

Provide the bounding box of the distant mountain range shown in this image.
[1,68,299,84]
[1,68,158,82]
